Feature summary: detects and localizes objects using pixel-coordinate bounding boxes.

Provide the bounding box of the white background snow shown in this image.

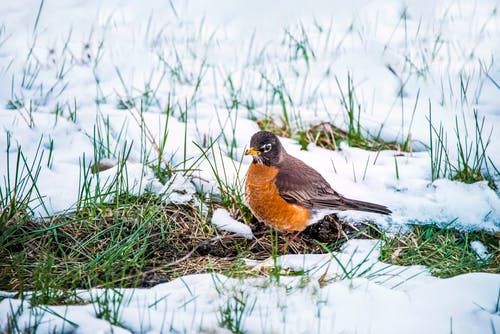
[0,0,499,333]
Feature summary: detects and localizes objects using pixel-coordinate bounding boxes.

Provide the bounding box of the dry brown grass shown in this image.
[257,117,406,152]
[0,197,378,294]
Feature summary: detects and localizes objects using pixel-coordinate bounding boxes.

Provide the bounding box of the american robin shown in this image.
[244,131,391,232]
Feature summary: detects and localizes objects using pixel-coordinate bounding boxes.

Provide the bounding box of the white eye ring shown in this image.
[262,143,272,153]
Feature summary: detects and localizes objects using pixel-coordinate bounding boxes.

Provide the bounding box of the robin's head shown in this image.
[245,131,286,166]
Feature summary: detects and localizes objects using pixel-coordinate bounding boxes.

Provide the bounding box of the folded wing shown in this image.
[275,155,391,215]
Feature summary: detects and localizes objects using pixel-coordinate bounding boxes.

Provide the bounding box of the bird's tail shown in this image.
[340,197,392,215]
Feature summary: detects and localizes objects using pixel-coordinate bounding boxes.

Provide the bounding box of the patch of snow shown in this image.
[211,208,253,239]
[150,173,196,205]
[247,239,435,291]
[470,240,492,261]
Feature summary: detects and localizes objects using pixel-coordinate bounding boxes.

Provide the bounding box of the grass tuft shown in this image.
[218,289,253,334]
[428,106,497,190]
[381,224,499,277]
[257,117,403,152]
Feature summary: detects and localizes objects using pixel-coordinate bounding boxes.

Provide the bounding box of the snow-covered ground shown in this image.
[0,0,498,231]
[0,0,499,333]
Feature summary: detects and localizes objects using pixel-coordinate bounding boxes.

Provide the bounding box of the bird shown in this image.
[244,131,391,233]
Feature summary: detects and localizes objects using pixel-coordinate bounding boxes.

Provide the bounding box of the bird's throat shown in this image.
[252,156,271,166]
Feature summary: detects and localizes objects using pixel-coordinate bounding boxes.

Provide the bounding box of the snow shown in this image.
[470,240,492,261]
[0,0,499,332]
[1,240,498,333]
[0,0,498,230]
[151,174,197,205]
[246,239,436,291]
[212,208,254,239]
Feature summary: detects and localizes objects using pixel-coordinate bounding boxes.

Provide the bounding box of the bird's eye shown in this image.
[262,143,272,153]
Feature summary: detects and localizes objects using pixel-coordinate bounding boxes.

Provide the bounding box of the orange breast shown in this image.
[245,163,310,232]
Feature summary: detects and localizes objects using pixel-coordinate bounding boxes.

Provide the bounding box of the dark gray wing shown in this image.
[274,155,341,208]
[275,154,391,214]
